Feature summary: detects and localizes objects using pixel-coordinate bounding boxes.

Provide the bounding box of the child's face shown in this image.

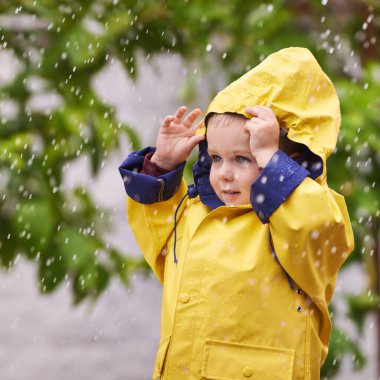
[207,121,260,206]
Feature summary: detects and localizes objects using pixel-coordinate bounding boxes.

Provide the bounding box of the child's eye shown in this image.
[235,156,250,164]
[210,155,222,163]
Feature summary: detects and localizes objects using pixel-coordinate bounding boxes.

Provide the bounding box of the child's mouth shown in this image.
[222,190,240,196]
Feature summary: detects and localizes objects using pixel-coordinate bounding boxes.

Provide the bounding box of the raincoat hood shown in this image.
[193,47,340,207]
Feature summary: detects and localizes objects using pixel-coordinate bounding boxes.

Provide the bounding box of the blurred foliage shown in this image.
[0,0,146,304]
[0,0,380,377]
[346,293,380,333]
[322,321,366,378]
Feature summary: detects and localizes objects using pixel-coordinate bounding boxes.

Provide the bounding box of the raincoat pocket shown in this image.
[152,335,171,379]
[201,339,295,380]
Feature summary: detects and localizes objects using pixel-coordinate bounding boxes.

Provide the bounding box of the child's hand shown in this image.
[244,106,280,168]
[151,106,205,170]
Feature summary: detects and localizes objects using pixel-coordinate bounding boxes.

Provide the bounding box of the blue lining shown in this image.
[251,150,310,223]
[118,147,185,204]
[192,140,225,210]
[293,149,323,179]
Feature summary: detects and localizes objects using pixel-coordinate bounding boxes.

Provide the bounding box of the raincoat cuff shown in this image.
[118,147,185,204]
[251,150,310,223]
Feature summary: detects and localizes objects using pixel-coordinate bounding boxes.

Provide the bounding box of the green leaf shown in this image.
[11,199,55,258]
[109,249,149,286]
[55,227,100,271]
[64,11,131,68]
[321,326,366,378]
[0,221,17,268]
[122,124,142,150]
[39,245,69,293]
[73,264,109,304]
[346,293,380,333]
[0,132,34,170]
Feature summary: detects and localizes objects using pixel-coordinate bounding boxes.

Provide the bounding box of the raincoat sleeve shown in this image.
[251,150,354,329]
[119,147,188,282]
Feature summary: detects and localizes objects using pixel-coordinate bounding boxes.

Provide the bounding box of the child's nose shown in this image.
[219,163,234,181]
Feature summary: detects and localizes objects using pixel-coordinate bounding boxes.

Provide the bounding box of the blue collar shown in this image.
[192,140,223,210]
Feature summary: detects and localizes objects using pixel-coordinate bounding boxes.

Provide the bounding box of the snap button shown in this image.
[179,293,190,303]
[242,366,254,377]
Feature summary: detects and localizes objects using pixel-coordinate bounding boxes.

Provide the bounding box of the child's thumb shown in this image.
[188,134,205,150]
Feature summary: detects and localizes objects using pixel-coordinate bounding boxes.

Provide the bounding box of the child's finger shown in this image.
[192,119,205,131]
[174,106,188,123]
[244,118,262,131]
[187,133,205,151]
[246,117,262,124]
[245,106,258,116]
[247,106,267,119]
[257,106,276,120]
[246,106,272,120]
[183,108,202,128]
[161,115,175,128]
[244,123,255,135]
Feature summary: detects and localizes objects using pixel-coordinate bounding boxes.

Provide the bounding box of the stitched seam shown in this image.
[143,204,165,282]
[157,178,165,202]
[143,205,160,253]
[305,299,311,380]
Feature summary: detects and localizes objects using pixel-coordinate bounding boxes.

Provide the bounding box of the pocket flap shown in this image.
[202,339,295,380]
[152,335,171,379]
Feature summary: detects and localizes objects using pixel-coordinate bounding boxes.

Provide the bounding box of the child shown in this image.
[119,47,354,380]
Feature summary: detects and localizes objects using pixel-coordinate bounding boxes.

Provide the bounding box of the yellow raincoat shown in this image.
[119,47,354,380]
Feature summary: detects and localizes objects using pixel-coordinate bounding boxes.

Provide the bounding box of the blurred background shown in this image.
[0,1,379,379]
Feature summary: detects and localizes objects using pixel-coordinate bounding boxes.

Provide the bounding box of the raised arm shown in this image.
[119,106,204,282]
[244,106,353,355]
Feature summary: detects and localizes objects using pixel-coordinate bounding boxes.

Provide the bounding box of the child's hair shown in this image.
[206,112,247,130]
[206,112,306,159]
